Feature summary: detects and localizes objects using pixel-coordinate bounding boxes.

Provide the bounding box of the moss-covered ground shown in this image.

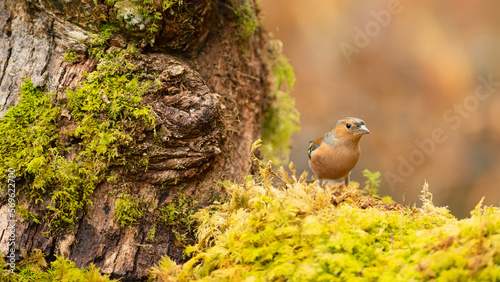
[4,141,500,280]
[146,142,500,281]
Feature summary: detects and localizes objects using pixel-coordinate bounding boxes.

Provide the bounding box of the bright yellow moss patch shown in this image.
[149,143,500,281]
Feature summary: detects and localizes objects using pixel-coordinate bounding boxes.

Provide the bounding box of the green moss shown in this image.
[89,24,119,57]
[2,249,117,281]
[143,142,500,281]
[132,0,183,35]
[0,79,60,177]
[176,188,495,281]
[63,49,78,63]
[140,155,150,172]
[0,79,64,226]
[147,223,157,242]
[233,0,259,40]
[261,40,300,164]
[162,0,183,12]
[58,46,154,231]
[362,169,381,197]
[0,46,156,233]
[156,195,197,245]
[114,193,148,227]
[19,207,41,224]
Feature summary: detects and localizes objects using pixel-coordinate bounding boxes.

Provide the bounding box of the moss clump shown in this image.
[149,255,182,281]
[162,0,183,11]
[0,46,156,233]
[63,49,78,63]
[114,193,148,227]
[133,0,183,35]
[0,79,61,222]
[233,0,259,40]
[156,196,198,245]
[144,142,500,281]
[262,39,300,164]
[89,24,120,56]
[1,249,117,281]
[361,169,382,197]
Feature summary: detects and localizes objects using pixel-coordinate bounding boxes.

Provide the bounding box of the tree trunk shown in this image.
[0,0,270,280]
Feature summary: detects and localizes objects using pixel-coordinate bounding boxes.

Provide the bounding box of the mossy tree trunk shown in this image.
[0,0,271,280]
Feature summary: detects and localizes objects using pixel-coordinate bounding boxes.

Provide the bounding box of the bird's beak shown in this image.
[357,124,370,134]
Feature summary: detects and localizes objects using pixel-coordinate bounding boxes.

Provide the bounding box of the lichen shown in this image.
[114,0,147,31]
[261,39,300,165]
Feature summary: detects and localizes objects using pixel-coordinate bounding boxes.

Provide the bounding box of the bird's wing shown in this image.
[308,135,323,159]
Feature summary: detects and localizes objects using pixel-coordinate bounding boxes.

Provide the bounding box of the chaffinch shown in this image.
[308,117,370,187]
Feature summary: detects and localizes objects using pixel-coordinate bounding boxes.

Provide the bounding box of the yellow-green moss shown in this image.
[162,0,183,11]
[114,192,148,227]
[155,196,198,245]
[361,169,382,197]
[1,249,117,281]
[63,49,78,63]
[0,46,156,233]
[132,0,183,35]
[261,40,300,164]
[0,79,62,225]
[149,255,182,281]
[89,24,119,56]
[146,223,157,242]
[233,0,259,40]
[143,142,500,281]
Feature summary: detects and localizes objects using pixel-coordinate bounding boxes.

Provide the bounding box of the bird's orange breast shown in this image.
[308,142,360,180]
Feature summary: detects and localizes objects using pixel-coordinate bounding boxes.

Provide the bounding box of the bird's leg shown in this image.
[319,179,324,188]
[344,172,351,187]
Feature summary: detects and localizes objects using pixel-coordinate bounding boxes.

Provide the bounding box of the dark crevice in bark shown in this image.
[0,0,12,109]
[24,221,35,250]
[0,46,11,108]
[131,232,145,281]
[45,238,57,265]
[39,18,55,80]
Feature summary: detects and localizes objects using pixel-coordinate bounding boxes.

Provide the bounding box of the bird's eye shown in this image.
[346,123,351,129]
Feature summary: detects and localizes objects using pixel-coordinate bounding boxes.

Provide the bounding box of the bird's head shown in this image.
[333,117,370,143]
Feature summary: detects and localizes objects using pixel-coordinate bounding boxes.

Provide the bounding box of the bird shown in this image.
[308,117,370,187]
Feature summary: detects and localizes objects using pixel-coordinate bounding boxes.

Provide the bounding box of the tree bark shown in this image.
[0,0,270,280]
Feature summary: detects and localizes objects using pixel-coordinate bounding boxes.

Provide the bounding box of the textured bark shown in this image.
[0,0,270,280]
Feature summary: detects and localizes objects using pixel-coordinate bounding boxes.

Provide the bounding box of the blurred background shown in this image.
[260,0,500,218]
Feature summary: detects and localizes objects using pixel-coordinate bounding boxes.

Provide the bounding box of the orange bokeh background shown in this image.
[260,0,500,218]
